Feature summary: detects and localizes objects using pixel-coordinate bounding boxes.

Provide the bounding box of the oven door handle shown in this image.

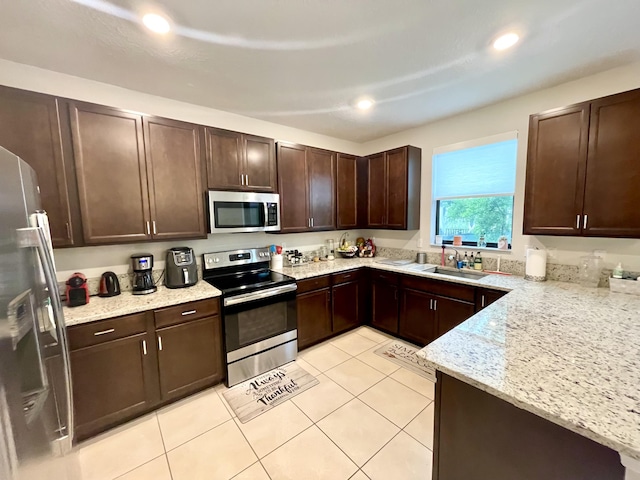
[223,283,297,307]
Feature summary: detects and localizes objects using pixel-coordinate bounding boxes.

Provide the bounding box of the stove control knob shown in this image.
[214,257,220,263]
[206,258,212,264]
[259,252,264,257]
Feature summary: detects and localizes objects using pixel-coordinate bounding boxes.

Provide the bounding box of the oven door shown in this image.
[223,284,297,355]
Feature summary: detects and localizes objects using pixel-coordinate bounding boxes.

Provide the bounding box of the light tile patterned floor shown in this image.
[76,327,435,480]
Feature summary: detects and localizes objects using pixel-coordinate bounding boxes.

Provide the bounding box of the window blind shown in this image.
[433,137,517,200]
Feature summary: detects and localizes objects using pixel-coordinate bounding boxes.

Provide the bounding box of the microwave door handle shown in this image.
[18,226,75,448]
[263,202,269,227]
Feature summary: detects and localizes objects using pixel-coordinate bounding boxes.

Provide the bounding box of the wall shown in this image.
[0,59,365,280]
[360,61,640,271]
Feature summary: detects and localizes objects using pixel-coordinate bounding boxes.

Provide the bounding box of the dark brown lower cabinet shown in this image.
[70,332,158,440]
[434,372,624,480]
[399,288,436,345]
[69,299,222,440]
[371,280,400,334]
[435,296,475,338]
[156,316,223,401]
[476,288,507,312]
[332,280,360,334]
[297,288,332,349]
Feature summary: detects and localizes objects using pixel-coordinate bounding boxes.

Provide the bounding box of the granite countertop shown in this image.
[283,257,640,459]
[62,281,222,326]
[416,277,640,460]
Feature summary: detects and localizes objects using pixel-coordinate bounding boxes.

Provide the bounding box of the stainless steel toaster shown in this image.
[165,247,198,289]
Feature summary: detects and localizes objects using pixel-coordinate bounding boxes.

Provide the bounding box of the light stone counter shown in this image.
[62,281,222,326]
[282,257,640,461]
[416,277,640,461]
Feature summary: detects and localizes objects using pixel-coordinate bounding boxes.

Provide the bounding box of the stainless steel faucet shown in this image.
[446,248,460,268]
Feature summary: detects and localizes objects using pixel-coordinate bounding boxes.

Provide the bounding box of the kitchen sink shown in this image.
[431,267,487,280]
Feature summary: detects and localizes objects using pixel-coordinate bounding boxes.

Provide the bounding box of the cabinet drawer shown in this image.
[401,275,475,302]
[68,312,148,350]
[370,270,399,285]
[332,269,362,285]
[297,275,331,294]
[154,298,220,329]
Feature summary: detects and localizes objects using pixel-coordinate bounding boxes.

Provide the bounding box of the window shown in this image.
[432,132,517,249]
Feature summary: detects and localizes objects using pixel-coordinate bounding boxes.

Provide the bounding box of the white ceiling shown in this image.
[1,0,639,142]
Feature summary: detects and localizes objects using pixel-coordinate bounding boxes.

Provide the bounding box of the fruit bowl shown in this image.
[336,246,358,258]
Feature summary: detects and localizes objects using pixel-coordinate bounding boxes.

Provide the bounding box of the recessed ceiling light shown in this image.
[356,99,374,110]
[142,13,171,34]
[493,32,519,51]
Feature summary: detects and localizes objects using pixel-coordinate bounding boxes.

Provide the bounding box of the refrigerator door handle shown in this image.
[17,226,75,449]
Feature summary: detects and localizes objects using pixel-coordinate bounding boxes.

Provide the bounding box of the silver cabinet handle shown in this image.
[158,336,163,351]
[65,222,71,239]
[142,340,147,355]
[434,299,438,310]
[94,328,115,336]
[429,299,433,310]
[583,214,588,229]
[240,174,244,186]
[311,217,314,228]
[152,221,157,235]
[576,215,580,229]
[146,221,151,235]
[181,310,196,316]
[481,295,485,308]
[245,174,249,185]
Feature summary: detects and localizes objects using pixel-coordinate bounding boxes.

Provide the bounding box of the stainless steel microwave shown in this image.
[208,191,280,234]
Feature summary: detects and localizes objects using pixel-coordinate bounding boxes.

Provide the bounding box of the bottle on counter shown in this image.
[474,251,483,270]
[613,262,624,279]
[462,252,469,268]
[469,252,475,269]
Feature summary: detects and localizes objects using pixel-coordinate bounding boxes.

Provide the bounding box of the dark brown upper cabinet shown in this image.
[336,153,363,229]
[523,103,590,236]
[69,102,206,245]
[524,88,640,238]
[143,117,207,240]
[0,86,82,247]
[205,127,276,192]
[276,142,336,233]
[365,146,421,230]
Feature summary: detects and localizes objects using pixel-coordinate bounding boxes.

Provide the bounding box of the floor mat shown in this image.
[222,361,319,423]
[374,340,436,379]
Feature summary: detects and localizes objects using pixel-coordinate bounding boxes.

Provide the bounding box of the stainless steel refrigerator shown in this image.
[0,147,78,479]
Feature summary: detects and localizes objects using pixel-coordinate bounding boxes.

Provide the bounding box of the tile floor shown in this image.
[76,327,435,480]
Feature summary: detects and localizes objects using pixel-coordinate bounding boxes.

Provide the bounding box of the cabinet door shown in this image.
[144,117,206,240]
[243,134,277,192]
[0,87,77,246]
[583,90,640,237]
[435,296,475,338]
[70,333,157,440]
[385,147,408,229]
[69,102,151,244]
[400,288,436,346]
[336,153,358,229]
[371,281,399,333]
[297,288,332,349]
[367,153,386,227]
[307,147,336,230]
[205,128,243,190]
[523,104,590,236]
[332,281,360,334]
[476,288,506,312]
[277,143,310,232]
[156,316,223,401]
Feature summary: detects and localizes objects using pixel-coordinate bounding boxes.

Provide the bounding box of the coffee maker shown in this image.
[131,254,157,295]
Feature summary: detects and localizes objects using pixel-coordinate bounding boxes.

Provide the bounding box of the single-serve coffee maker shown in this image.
[131,253,157,295]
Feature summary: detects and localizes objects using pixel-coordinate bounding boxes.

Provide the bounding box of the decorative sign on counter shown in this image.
[222,362,318,423]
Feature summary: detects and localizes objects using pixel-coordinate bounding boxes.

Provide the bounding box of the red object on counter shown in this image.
[66,272,90,307]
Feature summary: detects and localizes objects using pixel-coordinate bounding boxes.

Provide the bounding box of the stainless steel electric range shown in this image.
[202,247,297,387]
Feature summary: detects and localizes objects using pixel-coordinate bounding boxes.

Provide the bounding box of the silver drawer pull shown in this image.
[158,336,163,351]
[142,340,147,355]
[181,310,197,316]
[94,328,115,336]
